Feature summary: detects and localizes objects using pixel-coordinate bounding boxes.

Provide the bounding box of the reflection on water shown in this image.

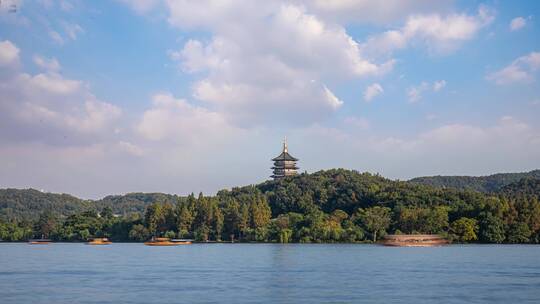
[0,243,539,303]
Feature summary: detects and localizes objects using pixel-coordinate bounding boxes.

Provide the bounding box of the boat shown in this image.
[381,234,449,247]
[28,238,52,245]
[87,237,112,245]
[144,237,191,246]
[171,239,193,244]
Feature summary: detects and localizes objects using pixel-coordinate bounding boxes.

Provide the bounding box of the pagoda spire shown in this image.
[283,137,288,153]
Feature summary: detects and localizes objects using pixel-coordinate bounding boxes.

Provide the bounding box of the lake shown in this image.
[1,243,539,303]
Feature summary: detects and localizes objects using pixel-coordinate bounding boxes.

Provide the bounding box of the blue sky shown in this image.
[1,0,539,198]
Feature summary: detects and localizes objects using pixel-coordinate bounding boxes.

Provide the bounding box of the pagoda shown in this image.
[271,139,299,180]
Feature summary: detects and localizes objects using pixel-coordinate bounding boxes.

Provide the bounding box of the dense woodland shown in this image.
[409,169,540,192]
[1,169,539,243]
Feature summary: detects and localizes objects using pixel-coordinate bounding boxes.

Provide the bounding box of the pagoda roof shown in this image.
[272,151,298,161]
[272,165,299,170]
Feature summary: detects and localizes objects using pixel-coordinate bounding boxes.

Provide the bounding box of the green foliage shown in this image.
[409,170,540,193]
[395,206,449,234]
[129,224,150,241]
[0,188,92,221]
[0,169,538,243]
[164,230,176,239]
[478,212,506,243]
[506,222,531,243]
[354,206,391,242]
[35,210,58,238]
[450,217,478,242]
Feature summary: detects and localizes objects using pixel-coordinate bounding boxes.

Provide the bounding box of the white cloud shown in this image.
[487,52,540,85]
[0,40,20,66]
[28,72,81,95]
[407,82,429,103]
[363,83,383,102]
[299,0,452,25]
[362,5,495,55]
[0,41,122,145]
[63,22,84,40]
[33,55,61,72]
[49,30,64,45]
[117,141,144,157]
[295,117,540,180]
[137,93,238,143]
[407,80,446,102]
[510,17,526,31]
[433,80,446,91]
[48,23,83,46]
[166,1,392,126]
[324,86,344,109]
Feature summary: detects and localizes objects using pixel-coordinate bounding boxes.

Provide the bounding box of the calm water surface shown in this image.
[1,243,539,303]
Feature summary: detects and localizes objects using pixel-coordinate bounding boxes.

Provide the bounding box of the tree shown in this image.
[145,203,164,236]
[223,199,241,241]
[194,225,210,242]
[478,212,505,243]
[506,222,531,243]
[100,206,114,220]
[164,230,176,239]
[176,203,194,238]
[450,217,478,242]
[250,196,272,229]
[396,206,448,234]
[212,203,224,241]
[35,210,57,238]
[238,203,250,240]
[129,224,150,241]
[355,206,391,242]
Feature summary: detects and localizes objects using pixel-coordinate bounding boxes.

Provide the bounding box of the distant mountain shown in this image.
[408,170,540,193]
[95,192,182,216]
[2,169,539,222]
[0,188,91,221]
[0,189,183,221]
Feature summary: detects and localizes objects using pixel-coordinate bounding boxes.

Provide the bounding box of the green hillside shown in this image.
[0,189,181,221]
[0,189,92,221]
[1,169,539,243]
[408,170,540,192]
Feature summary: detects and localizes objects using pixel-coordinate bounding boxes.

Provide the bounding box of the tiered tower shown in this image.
[271,139,299,180]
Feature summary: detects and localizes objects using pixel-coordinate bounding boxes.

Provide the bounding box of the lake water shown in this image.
[1,244,539,303]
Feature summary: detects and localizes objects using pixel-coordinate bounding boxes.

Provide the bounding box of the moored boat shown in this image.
[87,237,112,245]
[28,238,52,245]
[144,237,190,246]
[171,239,193,244]
[381,234,449,247]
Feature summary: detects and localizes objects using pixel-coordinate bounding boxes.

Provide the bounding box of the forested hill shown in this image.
[0,189,180,221]
[0,189,91,221]
[408,170,540,193]
[1,169,539,221]
[96,193,181,216]
[1,169,540,243]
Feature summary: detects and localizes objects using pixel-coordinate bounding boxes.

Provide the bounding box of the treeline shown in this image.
[409,169,540,192]
[1,169,539,243]
[0,189,178,221]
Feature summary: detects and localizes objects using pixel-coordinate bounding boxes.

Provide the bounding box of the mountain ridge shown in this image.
[408,169,540,192]
[1,169,539,221]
